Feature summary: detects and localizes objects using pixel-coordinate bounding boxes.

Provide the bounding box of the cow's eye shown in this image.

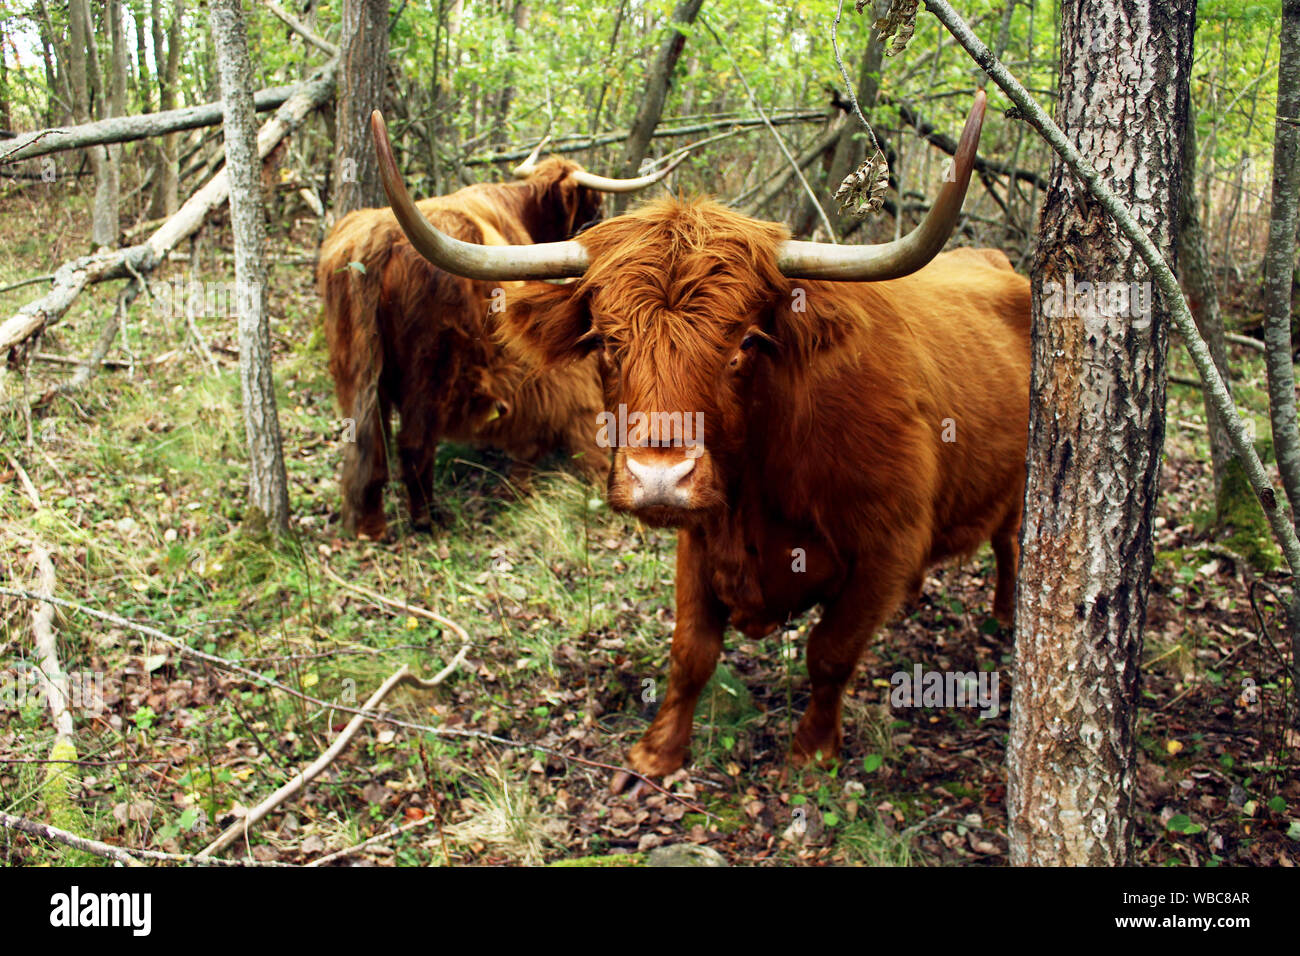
[740,332,759,351]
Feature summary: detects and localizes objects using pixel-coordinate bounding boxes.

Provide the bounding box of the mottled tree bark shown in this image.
[211,0,290,532]
[1177,119,1235,509]
[333,0,390,216]
[1009,0,1195,866]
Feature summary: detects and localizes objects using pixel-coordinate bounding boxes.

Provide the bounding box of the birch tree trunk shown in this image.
[1008,0,1195,866]
[333,0,390,216]
[211,0,290,533]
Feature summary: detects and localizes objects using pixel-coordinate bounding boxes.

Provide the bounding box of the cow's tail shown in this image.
[320,249,389,536]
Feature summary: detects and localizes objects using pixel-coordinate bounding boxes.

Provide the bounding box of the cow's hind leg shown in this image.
[991,506,1021,626]
[342,392,391,540]
[794,557,913,767]
[396,399,443,531]
[619,528,729,785]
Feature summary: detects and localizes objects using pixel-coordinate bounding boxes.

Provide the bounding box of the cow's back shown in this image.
[776,251,1029,572]
[888,251,1030,564]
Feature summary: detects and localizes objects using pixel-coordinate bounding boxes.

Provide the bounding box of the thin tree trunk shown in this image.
[1262,0,1300,523]
[1262,0,1300,723]
[1177,118,1235,510]
[35,5,60,126]
[68,0,117,248]
[211,0,290,533]
[1009,0,1195,866]
[0,22,11,134]
[333,0,390,216]
[149,0,185,219]
[132,0,151,112]
[493,0,528,144]
[612,0,704,211]
[105,0,127,235]
[795,0,888,238]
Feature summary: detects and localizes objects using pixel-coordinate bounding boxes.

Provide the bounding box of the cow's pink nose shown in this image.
[625,455,695,508]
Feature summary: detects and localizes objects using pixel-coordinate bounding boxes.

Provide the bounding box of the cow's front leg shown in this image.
[793,556,913,767]
[623,527,729,780]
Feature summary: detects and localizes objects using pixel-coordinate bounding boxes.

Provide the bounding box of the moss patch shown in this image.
[1216,456,1282,571]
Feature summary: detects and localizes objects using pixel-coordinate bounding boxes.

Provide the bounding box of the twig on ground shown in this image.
[0,586,709,818]
[2,450,42,509]
[198,656,467,859]
[306,813,438,867]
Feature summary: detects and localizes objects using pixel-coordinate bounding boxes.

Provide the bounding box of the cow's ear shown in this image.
[548,175,582,236]
[768,281,853,365]
[499,280,593,367]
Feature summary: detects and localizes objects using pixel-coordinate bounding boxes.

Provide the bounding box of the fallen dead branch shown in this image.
[0,85,297,164]
[29,546,70,742]
[464,110,826,166]
[0,58,338,362]
[267,0,339,56]
[32,348,181,369]
[319,561,473,640]
[0,810,292,866]
[1225,332,1266,353]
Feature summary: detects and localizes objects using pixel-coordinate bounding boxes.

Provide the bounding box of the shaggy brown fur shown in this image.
[318,159,607,538]
[497,198,1030,777]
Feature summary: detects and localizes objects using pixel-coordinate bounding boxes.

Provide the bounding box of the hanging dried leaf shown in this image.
[834,148,889,219]
[863,0,920,57]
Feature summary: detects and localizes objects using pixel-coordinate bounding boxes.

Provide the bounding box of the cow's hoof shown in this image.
[791,728,842,769]
[627,740,688,778]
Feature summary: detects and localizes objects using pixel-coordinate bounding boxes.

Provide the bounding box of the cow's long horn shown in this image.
[570,153,687,193]
[512,133,685,193]
[777,91,987,281]
[371,111,588,280]
[511,135,552,178]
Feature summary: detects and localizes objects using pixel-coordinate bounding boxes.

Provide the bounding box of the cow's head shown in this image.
[371,96,985,527]
[508,136,687,243]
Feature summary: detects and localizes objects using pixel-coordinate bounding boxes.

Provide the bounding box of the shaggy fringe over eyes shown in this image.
[497,198,875,408]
